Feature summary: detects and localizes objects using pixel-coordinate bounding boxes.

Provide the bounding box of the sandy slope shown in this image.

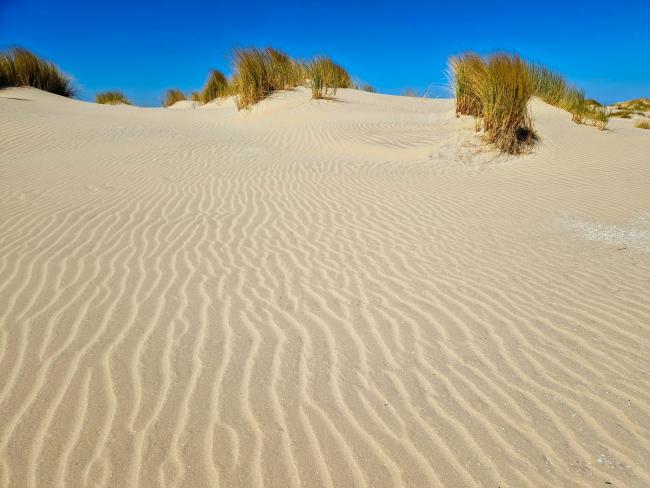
[0,86,649,488]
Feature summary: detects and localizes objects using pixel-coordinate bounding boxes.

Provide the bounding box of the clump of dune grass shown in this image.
[162,89,186,107]
[634,120,650,130]
[611,110,632,118]
[0,47,75,97]
[450,53,535,153]
[479,54,536,153]
[230,47,350,108]
[309,57,351,99]
[266,48,303,90]
[202,69,229,102]
[232,48,271,109]
[450,53,485,117]
[96,91,131,105]
[231,47,308,110]
[191,91,202,102]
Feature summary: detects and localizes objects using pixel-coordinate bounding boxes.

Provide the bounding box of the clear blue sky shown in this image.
[1,0,648,106]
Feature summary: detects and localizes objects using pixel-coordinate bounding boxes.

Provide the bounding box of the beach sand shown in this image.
[1,86,649,487]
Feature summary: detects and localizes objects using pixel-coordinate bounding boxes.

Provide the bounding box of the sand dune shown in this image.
[1,86,649,487]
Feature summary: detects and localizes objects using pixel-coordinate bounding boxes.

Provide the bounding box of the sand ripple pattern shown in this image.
[1,88,649,487]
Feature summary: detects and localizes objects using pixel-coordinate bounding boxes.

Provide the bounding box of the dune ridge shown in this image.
[0,87,649,487]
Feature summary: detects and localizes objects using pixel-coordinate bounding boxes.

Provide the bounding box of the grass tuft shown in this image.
[162,89,186,107]
[202,69,229,102]
[634,120,650,130]
[231,48,272,110]
[450,53,486,117]
[230,47,350,109]
[309,57,351,99]
[96,91,131,105]
[0,47,75,97]
[451,52,612,152]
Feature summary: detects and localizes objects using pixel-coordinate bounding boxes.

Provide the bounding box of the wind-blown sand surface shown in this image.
[1,86,649,488]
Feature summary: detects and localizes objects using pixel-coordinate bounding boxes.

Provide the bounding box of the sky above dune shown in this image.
[1,0,648,106]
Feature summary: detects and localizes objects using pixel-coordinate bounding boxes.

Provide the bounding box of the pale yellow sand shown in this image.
[1,87,649,488]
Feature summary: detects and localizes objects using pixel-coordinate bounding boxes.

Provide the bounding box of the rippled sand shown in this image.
[1,87,649,487]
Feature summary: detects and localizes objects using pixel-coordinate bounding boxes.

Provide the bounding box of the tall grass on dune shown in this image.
[451,53,535,153]
[231,47,348,109]
[478,54,536,153]
[232,47,315,109]
[452,52,611,152]
[527,64,609,128]
[201,69,229,102]
[0,47,75,97]
[450,53,485,118]
[162,89,186,107]
[232,48,272,109]
[266,48,302,90]
[96,90,131,105]
[309,57,351,99]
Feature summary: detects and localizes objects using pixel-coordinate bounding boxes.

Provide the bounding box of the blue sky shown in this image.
[1,0,648,106]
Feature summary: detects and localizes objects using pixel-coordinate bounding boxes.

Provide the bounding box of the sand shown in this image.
[1,86,649,487]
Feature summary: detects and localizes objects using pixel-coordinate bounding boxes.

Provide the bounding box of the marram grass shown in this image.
[202,69,229,102]
[162,89,186,107]
[451,52,611,153]
[96,91,131,105]
[231,47,350,109]
[451,53,535,154]
[634,120,650,130]
[309,57,351,99]
[0,47,75,97]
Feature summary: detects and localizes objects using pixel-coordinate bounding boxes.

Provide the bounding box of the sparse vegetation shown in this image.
[401,87,431,98]
[616,98,650,112]
[585,104,611,130]
[611,111,632,118]
[352,77,374,92]
[0,47,75,97]
[96,90,131,105]
[162,89,186,107]
[450,53,535,154]
[354,82,375,92]
[634,120,650,130]
[202,69,229,102]
[527,64,609,128]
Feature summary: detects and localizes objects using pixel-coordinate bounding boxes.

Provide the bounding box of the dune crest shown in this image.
[1,86,649,487]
